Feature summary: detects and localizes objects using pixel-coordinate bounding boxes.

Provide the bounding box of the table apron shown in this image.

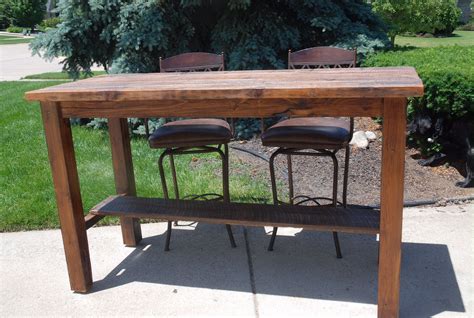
[59,98,384,118]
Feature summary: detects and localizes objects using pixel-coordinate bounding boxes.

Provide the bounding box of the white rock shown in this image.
[365,131,377,141]
[350,131,369,149]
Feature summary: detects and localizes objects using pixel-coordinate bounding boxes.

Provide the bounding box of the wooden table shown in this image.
[26,67,423,318]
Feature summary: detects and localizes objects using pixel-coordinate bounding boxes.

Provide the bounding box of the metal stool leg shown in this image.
[169,154,179,226]
[159,150,173,251]
[342,145,350,208]
[287,154,294,204]
[144,118,150,138]
[268,227,278,251]
[165,221,172,251]
[222,144,237,248]
[330,153,342,259]
[268,150,282,251]
[333,232,342,259]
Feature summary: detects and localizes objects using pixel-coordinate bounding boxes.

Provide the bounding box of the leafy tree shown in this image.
[0,0,12,29]
[372,0,461,44]
[7,0,46,31]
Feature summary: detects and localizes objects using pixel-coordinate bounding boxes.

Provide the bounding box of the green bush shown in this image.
[372,0,461,43]
[458,17,474,31]
[7,0,46,31]
[363,46,474,155]
[0,0,11,29]
[433,0,461,36]
[6,25,24,33]
[41,17,61,29]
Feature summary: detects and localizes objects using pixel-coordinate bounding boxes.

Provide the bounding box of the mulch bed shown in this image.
[229,118,473,206]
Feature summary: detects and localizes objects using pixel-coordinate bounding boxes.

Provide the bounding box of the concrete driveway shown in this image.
[1,203,472,317]
[0,43,64,80]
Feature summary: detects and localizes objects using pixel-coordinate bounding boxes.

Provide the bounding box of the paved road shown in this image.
[0,43,64,80]
[1,204,472,317]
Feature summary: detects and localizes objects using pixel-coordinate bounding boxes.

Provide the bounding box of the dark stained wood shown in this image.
[289,46,356,69]
[84,213,104,230]
[60,98,384,118]
[25,68,424,102]
[378,98,407,318]
[40,101,92,292]
[108,118,142,246]
[160,52,224,72]
[91,195,380,235]
[28,68,423,316]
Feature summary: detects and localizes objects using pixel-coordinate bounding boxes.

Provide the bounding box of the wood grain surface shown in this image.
[91,195,380,235]
[25,68,423,102]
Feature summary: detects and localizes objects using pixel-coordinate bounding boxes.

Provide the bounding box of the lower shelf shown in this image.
[90,195,380,234]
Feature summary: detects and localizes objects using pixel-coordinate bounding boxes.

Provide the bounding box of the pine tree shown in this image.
[31,0,390,138]
[32,0,389,76]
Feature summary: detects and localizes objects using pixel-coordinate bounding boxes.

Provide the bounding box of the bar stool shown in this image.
[148,52,236,251]
[261,47,357,258]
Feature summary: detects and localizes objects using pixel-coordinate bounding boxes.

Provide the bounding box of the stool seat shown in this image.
[149,118,232,148]
[261,117,351,149]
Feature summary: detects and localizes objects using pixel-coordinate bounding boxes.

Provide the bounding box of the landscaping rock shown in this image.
[365,131,377,141]
[350,131,369,149]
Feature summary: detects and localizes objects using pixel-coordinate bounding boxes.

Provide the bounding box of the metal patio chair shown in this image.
[261,47,357,258]
[148,52,236,251]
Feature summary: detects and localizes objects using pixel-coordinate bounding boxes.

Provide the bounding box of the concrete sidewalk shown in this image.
[0,43,64,80]
[1,204,472,317]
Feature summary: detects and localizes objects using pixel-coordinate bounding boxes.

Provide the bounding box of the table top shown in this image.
[25,67,423,102]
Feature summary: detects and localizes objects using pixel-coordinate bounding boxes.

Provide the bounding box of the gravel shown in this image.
[229,118,474,206]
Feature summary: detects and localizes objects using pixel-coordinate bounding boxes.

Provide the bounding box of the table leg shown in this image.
[378,98,407,317]
[108,118,142,246]
[40,102,92,292]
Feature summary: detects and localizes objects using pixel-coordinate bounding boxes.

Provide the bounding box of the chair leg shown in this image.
[268,227,278,251]
[169,154,179,226]
[330,153,342,259]
[268,150,281,251]
[287,154,294,204]
[343,145,350,208]
[222,144,237,248]
[330,153,339,207]
[158,150,173,251]
[333,232,342,259]
[144,118,150,138]
[226,224,237,248]
[165,221,172,252]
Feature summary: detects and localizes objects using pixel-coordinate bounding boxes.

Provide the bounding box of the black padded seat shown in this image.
[148,118,232,148]
[261,117,351,149]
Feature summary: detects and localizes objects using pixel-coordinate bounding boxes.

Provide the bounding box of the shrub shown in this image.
[372,0,461,44]
[41,17,60,29]
[458,17,474,31]
[433,0,461,36]
[6,25,24,33]
[363,46,474,156]
[0,0,11,29]
[7,0,46,31]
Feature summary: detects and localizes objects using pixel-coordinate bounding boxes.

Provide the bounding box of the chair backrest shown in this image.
[288,46,356,69]
[288,46,356,138]
[160,52,225,72]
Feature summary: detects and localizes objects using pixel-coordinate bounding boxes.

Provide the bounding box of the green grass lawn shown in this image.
[0,34,32,45]
[395,30,474,47]
[0,81,271,232]
[23,71,107,80]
